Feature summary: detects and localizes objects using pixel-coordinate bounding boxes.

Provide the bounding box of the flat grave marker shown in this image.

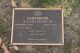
[11,8,64,45]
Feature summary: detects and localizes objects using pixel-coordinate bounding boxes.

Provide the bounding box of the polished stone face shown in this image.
[12,9,63,45]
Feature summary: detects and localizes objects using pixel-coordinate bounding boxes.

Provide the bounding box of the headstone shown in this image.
[11,8,64,45]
